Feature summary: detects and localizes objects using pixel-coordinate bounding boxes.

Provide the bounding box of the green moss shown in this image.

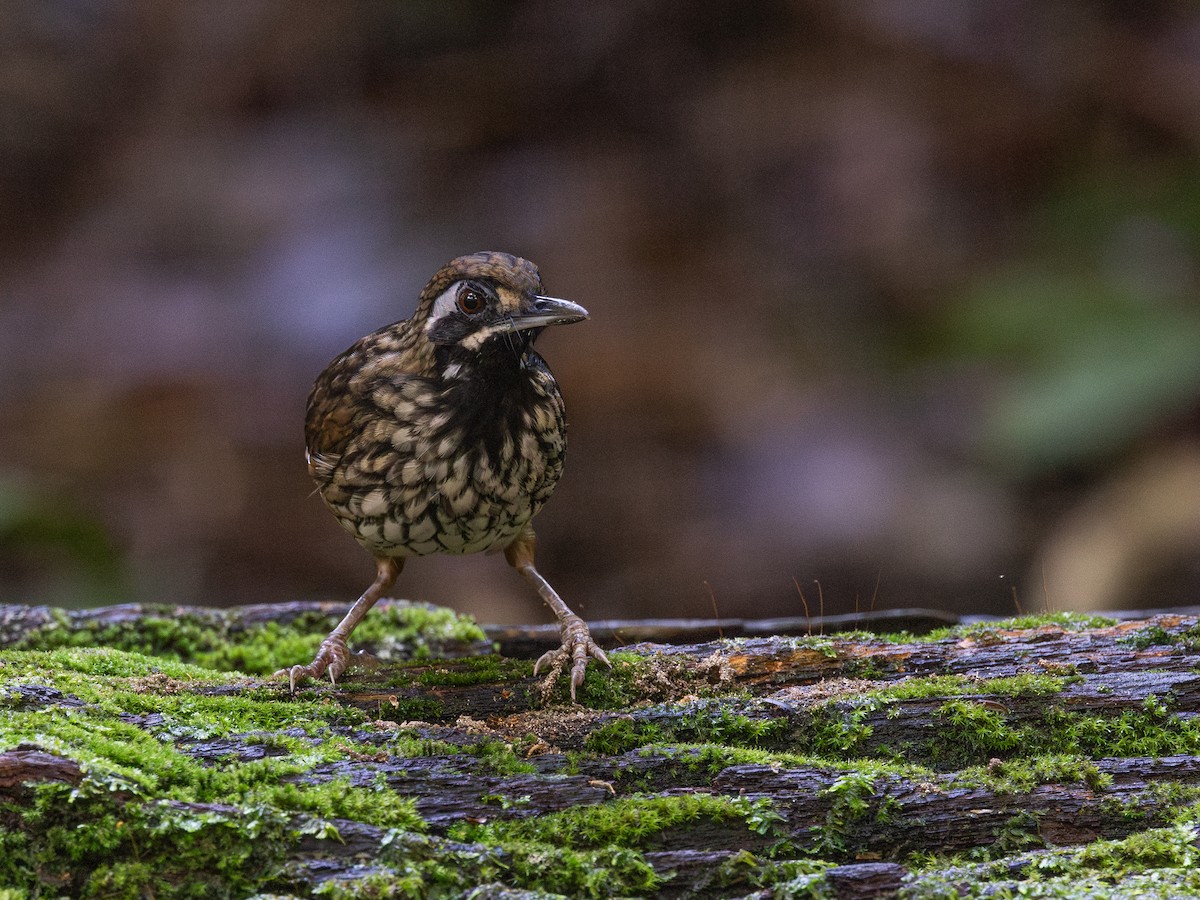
[8,606,1200,897]
[696,849,816,895]
[808,771,880,856]
[598,742,935,797]
[988,811,1045,858]
[841,655,889,679]
[921,612,1118,643]
[787,673,1074,766]
[903,700,1200,769]
[0,646,227,684]
[769,867,841,898]
[793,635,841,658]
[906,825,1200,898]
[450,792,782,850]
[367,827,663,900]
[440,794,793,897]
[372,694,447,722]
[0,781,297,899]
[0,650,424,822]
[1149,783,1200,825]
[0,645,450,896]
[414,654,530,688]
[310,870,427,898]
[1118,624,1180,650]
[675,703,791,747]
[573,652,655,709]
[302,831,489,898]
[935,699,1021,756]
[11,602,487,676]
[13,608,215,661]
[193,623,329,676]
[904,869,1200,900]
[958,755,1111,793]
[463,739,538,776]
[805,703,875,757]
[1069,824,1200,875]
[497,843,660,898]
[873,673,1071,701]
[1039,706,1200,758]
[676,743,935,783]
[585,718,666,755]
[850,612,1119,645]
[0,709,419,833]
[584,702,792,757]
[348,603,488,656]
[786,667,1200,769]
[262,778,423,829]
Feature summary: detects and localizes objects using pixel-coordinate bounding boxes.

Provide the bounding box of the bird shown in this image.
[279,251,610,700]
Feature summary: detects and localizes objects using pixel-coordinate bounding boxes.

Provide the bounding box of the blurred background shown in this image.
[2,0,1199,626]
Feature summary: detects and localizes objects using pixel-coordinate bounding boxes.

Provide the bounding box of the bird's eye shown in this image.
[456,287,486,315]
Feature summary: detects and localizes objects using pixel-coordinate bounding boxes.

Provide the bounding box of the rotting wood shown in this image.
[3,604,1200,897]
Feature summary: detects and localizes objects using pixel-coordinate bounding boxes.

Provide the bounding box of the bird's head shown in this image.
[417,252,587,366]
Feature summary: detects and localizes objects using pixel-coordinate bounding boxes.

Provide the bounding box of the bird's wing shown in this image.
[305,340,433,490]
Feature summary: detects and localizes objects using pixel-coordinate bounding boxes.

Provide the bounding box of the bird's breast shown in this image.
[322,363,568,557]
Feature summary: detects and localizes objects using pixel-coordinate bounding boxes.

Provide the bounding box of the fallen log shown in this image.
[2,602,1200,897]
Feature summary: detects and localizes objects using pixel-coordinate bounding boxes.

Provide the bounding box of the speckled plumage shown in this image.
[307,337,566,558]
[280,252,610,699]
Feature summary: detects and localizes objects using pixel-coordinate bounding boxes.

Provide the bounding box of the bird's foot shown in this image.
[275,634,353,692]
[534,614,611,702]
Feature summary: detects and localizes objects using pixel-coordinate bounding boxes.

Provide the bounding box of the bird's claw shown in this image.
[534,615,611,701]
[274,634,351,692]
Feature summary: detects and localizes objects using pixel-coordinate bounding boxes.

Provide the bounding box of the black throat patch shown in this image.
[434,342,555,463]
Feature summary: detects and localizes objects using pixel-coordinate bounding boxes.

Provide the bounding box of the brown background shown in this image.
[1,1,1199,626]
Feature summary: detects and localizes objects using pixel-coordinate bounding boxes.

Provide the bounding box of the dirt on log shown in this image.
[3,602,1200,898]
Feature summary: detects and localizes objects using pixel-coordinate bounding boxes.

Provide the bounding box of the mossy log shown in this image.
[3,602,1200,898]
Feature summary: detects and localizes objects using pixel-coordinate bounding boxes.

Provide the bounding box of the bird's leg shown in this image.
[505,525,610,701]
[277,556,402,691]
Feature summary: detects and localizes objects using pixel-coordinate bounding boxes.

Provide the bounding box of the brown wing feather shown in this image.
[305,321,435,487]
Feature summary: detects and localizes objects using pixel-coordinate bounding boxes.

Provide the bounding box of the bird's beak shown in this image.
[510,295,589,331]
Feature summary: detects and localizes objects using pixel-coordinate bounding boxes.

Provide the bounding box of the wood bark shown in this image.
[2,603,1199,898]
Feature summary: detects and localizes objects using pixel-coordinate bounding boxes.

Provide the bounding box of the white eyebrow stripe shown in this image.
[426,282,462,330]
